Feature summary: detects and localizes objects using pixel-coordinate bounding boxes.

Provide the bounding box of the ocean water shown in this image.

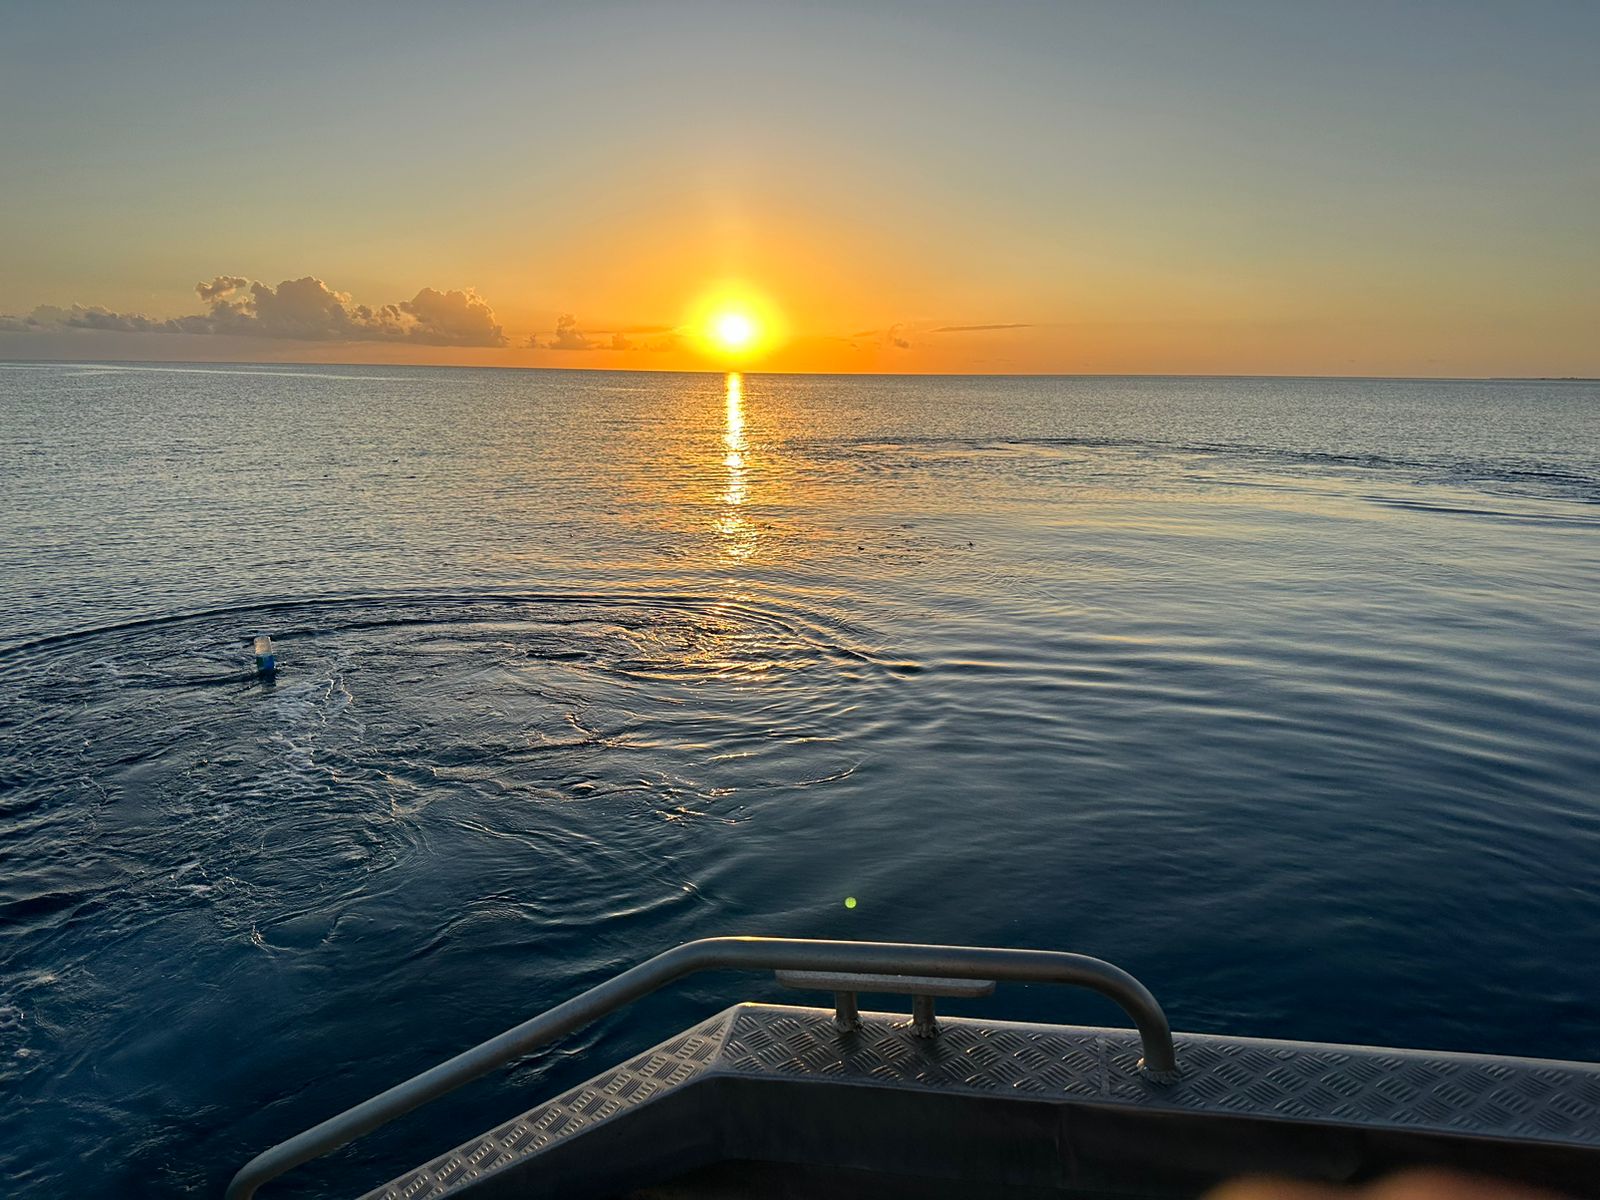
[2,362,1599,1197]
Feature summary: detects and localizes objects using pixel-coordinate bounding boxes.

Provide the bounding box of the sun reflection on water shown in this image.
[724,372,745,493]
[717,372,756,560]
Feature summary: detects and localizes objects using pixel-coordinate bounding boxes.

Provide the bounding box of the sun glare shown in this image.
[687,285,784,363]
[714,312,757,351]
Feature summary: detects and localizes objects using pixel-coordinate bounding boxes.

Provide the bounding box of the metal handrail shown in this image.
[225,936,1176,1199]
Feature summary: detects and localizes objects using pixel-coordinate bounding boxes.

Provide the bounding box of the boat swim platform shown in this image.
[225,939,1600,1199]
[364,1005,1600,1200]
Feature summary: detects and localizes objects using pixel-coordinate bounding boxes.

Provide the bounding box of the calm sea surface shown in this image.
[2,363,1599,1197]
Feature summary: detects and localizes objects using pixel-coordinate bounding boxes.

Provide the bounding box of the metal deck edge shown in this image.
[713,1004,1600,1148]
[359,1009,738,1200]
[362,1003,1600,1200]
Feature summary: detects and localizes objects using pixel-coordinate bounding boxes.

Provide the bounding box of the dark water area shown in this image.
[2,362,1599,1197]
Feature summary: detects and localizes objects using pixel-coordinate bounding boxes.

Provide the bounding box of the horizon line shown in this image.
[0,357,1595,385]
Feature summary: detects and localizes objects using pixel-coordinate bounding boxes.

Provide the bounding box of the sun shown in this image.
[686,284,785,362]
[713,311,757,351]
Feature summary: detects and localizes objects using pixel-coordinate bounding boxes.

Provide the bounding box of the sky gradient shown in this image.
[2,0,1597,375]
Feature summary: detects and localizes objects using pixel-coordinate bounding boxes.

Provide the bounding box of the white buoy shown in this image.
[254,635,276,675]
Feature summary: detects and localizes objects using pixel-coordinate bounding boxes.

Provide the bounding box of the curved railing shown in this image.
[225,936,1176,1199]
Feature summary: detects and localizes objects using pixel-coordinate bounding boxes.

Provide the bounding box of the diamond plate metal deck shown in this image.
[362,1011,734,1200]
[720,1005,1600,1147]
[365,1004,1600,1199]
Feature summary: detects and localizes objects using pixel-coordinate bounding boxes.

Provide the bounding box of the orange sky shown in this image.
[2,4,1597,377]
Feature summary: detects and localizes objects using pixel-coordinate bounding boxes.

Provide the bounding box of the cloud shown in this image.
[0,303,171,333]
[547,313,593,351]
[532,320,674,351]
[0,275,507,347]
[196,275,249,302]
[635,333,679,353]
[606,324,679,351]
[932,323,1031,333]
[851,324,913,349]
[199,277,369,340]
[397,286,505,346]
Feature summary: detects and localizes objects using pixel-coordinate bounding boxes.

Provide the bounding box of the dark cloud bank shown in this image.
[0,275,506,347]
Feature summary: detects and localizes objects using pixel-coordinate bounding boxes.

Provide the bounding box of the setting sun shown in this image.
[713,312,756,351]
[686,284,785,363]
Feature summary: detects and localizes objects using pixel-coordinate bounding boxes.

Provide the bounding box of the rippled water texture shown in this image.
[3,364,1599,1197]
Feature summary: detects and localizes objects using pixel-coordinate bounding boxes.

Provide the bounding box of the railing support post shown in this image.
[833,991,861,1032]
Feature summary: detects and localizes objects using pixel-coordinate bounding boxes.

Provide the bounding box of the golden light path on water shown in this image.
[717,371,756,561]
